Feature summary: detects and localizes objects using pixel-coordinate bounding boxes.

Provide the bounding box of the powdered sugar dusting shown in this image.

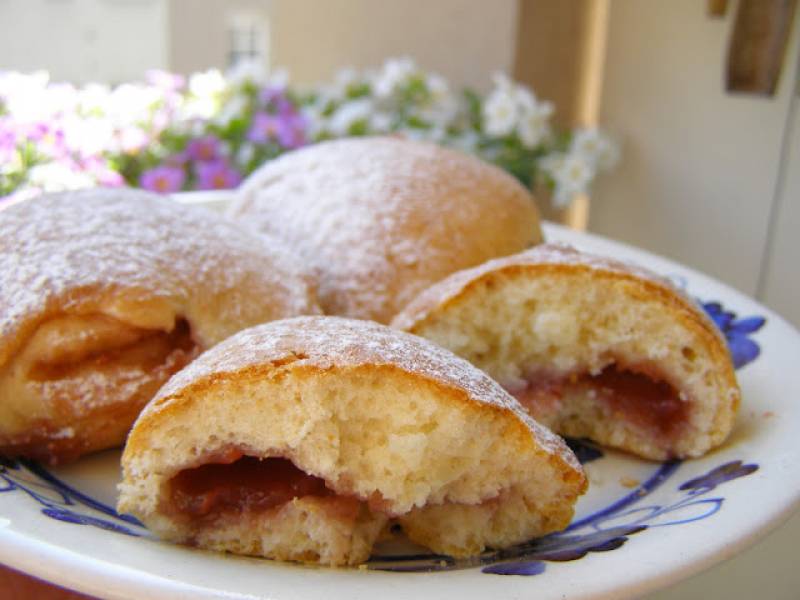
[392,243,723,343]
[0,188,319,366]
[151,316,577,467]
[229,137,539,323]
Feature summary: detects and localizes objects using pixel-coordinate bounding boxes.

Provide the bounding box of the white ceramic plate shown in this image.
[1,192,798,600]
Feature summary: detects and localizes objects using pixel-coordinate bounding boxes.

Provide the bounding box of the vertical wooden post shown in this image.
[513,0,610,231]
[565,0,610,231]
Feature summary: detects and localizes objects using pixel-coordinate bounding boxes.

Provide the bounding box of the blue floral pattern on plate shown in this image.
[0,457,144,537]
[701,302,766,369]
[0,298,767,576]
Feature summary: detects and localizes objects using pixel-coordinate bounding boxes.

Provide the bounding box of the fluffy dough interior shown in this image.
[401,270,738,460]
[119,365,583,566]
[0,313,198,463]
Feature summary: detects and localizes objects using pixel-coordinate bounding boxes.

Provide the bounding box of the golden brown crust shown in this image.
[229,136,542,323]
[393,244,727,349]
[391,244,740,459]
[119,317,586,565]
[132,316,579,472]
[0,189,320,462]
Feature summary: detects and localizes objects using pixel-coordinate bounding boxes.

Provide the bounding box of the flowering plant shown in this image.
[0,58,617,207]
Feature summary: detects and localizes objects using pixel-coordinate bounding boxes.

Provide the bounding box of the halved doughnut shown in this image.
[392,244,740,460]
[118,316,586,566]
[0,189,319,464]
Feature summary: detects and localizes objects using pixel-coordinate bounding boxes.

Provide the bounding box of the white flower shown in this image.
[27,162,95,192]
[542,151,597,208]
[301,103,327,139]
[485,71,555,145]
[426,74,449,100]
[333,67,362,97]
[570,128,620,171]
[369,111,393,133]
[398,128,428,142]
[448,130,480,153]
[189,69,226,98]
[267,67,290,89]
[61,115,114,157]
[181,95,219,120]
[214,95,248,127]
[107,83,161,124]
[374,57,417,98]
[236,142,256,167]
[118,126,149,153]
[490,72,516,94]
[226,58,267,86]
[415,74,460,127]
[482,88,518,136]
[426,125,448,143]
[518,100,553,148]
[0,71,69,122]
[0,70,49,100]
[328,98,375,136]
[78,83,112,115]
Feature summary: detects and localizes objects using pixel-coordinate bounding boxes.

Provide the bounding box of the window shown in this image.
[227,12,268,69]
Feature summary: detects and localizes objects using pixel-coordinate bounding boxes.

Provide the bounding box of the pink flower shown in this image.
[119,126,149,153]
[194,159,241,190]
[186,135,221,161]
[0,118,17,162]
[140,165,185,193]
[82,156,125,186]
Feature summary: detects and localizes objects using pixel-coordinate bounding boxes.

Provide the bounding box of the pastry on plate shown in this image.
[228,136,542,323]
[118,316,586,566]
[392,244,739,460]
[0,188,319,465]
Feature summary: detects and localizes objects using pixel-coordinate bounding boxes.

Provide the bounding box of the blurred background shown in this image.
[0,2,799,599]
[2,0,797,330]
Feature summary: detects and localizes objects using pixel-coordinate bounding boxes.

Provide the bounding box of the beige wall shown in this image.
[761,79,800,327]
[269,0,518,90]
[591,0,800,301]
[0,0,168,83]
[168,0,518,91]
[168,0,272,76]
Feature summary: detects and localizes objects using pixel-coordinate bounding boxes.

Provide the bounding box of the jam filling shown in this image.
[516,363,689,438]
[169,452,334,520]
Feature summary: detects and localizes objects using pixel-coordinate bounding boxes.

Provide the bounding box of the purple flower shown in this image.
[164,151,189,167]
[258,86,293,114]
[140,165,185,193]
[194,159,241,190]
[30,122,68,159]
[248,111,306,148]
[186,135,221,161]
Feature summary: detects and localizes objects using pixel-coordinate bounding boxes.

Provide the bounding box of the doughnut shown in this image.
[0,189,319,464]
[228,136,542,323]
[392,244,740,460]
[117,316,586,566]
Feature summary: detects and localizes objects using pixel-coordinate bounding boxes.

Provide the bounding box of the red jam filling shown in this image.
[515,363,689,439]
[591,364,687,437]
[168,451,333,519]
